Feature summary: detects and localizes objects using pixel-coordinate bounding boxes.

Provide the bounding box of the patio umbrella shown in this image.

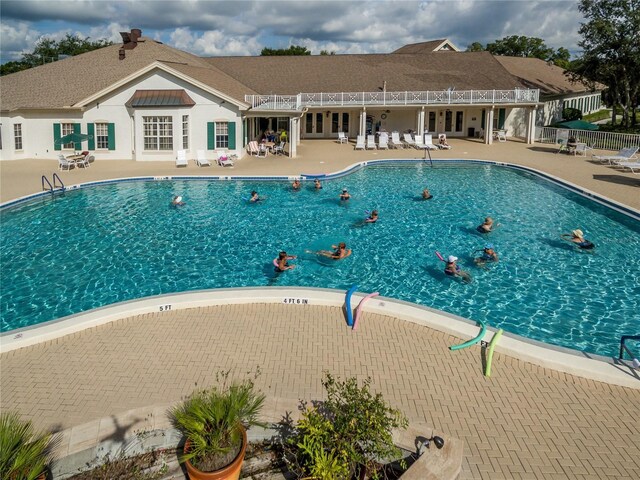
[555,120,599,131]
[54,132,94,145]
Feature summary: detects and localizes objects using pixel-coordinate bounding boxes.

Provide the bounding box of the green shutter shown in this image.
[498,109,505,129]
[53,123,61,151]
[228,122,236,150]
[481,109,485,129]
[207,122,215,150]
[107,123,115,150]
[73,123,81,150]
[87,123,95,150]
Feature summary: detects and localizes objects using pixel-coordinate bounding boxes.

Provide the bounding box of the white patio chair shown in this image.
[216,150,233,167]
[390,132,404,149]
[366,135,377,149]
[257,143,269,157]
[58,154,75,171]
[272,141,286,155]
[592,146,638,165]
[424,134,438,150]
[573,143,592,157]
[338,131,349,144]
[354,135,366,150]
[75,154,90,168]
[403,133,417,148]
[378,134,389,150]
[196,150,212,167]
[414,134,425,149]
[497,130,507,142]
[176,150,188,167]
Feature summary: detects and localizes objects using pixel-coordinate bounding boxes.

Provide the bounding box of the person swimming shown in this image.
[364,210,378,223]
[275,251,297,272]
[422,188,433,200]
[476,217,494,233]
[249,190,261,203]
[561,229,595,250]
[171,195,185,207]
[314,179,323,190]
[339,188,351,201]
[444,255,472,282]
[474,243,499,265]
[292,180,301,190]
[310,242,352,260]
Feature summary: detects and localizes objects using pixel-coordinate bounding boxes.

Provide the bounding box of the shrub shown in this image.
[562,107,583,121]
[284,373,408,480]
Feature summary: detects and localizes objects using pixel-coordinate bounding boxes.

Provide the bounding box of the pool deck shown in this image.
[1,139,640,479]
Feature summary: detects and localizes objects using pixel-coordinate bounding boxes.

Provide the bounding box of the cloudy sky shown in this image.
[0,0,584,63]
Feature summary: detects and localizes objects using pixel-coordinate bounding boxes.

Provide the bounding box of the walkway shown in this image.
[1,304,639,479]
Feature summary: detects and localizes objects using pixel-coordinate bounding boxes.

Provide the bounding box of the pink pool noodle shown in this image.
[353,292,379,330]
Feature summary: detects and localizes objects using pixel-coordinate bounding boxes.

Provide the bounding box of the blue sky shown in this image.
[0,0,584,64]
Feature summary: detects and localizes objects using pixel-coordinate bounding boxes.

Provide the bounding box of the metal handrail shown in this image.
[41,175,53,193]
[52,173,65,191]
[619,335,640,360]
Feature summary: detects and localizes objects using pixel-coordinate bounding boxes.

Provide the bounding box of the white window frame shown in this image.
[215,122,228,149]
[182,115,189,150]
[61,123,74,149]
[14,124,22,150]
[95,123,109,150]
[143,116,173,151]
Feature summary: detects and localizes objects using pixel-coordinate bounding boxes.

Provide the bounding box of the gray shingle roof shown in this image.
[392,39,456,53]
[494,56,597,96]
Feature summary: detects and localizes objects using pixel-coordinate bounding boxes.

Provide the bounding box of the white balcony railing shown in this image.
[246,89,539,110]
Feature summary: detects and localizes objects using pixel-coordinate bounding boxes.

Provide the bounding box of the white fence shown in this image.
[536,127,640,152]
[246,89,539,110]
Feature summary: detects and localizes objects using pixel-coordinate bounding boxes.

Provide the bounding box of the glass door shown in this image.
[305,112,325,137]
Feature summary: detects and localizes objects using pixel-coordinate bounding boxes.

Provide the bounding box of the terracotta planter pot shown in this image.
[184,425,247,480]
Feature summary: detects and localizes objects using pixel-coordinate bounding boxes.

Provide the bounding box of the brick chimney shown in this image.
[119,29,142,59]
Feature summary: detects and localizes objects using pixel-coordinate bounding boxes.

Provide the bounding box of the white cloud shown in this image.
[0,22,41,60]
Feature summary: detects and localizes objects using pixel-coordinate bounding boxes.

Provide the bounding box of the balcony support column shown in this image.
[486,108,494,145]
[526,106,537,144]
[359,108,366,136]
[417,107,425,136]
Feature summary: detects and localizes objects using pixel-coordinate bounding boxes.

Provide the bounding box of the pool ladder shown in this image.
[619,335,640,367]
[42,173,65,195]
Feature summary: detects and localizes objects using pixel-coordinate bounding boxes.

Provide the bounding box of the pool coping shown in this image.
[1,158,639,219]
[2,287,638,389]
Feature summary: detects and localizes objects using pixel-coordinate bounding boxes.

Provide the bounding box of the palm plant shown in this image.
[0,411,56,480]
[170,378,266,472]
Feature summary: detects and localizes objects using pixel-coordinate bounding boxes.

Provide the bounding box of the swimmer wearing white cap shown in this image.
[171,195,185,206]
[339,188,351,201]
[444,255,472,282]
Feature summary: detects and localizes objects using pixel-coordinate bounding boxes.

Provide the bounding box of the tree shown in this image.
[466,42,484,52]
[319,50,336,55]
[486,35,553,59]
[1,33,112,76]
[572,0,640,128]
[260,45,311,56]
[549,47,571,69]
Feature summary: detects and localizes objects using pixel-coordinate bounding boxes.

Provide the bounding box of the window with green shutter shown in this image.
[228,122,236,150]
[53,123,62,151]
[107,123,115,150]
[207,122,215,150]
[73,123,81,151]
[87,123,95,150]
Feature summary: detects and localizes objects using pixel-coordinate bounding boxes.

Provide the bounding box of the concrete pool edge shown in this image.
[2,287,638,389]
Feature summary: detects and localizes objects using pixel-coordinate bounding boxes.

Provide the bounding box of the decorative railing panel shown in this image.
[536,126,640,151]
[246,89,540,110]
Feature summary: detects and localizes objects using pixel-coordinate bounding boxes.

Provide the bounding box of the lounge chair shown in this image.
[58,154,75,171]
[403,133,417,148]
[424,134,438,150]
[555,129,569,153]
[438,134,452,149]
[496,130,507,142]
[247,141,260,156]
[390,132,404,149]
[216,150,233,167]
[338,132,349,144]
[378,134,389,150]
[272,141,285,155]
[354,135,365,150]
[617,161,640,174]
[414,134,426,149]
[176,150,188,167]
[366,135,377,149]
[592,146,639,165]
[196,150,212,167]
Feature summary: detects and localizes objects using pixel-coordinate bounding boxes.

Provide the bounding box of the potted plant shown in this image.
[0,411,57,480]
[170,375,266,480]
[284,373,408,480]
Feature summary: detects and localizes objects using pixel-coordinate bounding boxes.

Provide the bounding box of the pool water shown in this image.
[2,165,639,357]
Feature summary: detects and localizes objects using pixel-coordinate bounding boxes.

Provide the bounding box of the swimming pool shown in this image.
[2,164,639,357]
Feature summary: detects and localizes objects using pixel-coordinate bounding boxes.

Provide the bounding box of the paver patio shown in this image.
[1,304,639,479]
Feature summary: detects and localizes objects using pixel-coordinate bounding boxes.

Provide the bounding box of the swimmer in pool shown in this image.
[171,195,185,206]
[364,210,379,223]
[292,180,301,190]
[422,188,433,200]
[275,251,297,271]
[339,188,351,201]
[444,255,472,282]
[476,217,494,233]
[249,190,261,203]
[561,229,595,250]
[474,243,499,266]
[314,179,323,190]
[310,242,352,260]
